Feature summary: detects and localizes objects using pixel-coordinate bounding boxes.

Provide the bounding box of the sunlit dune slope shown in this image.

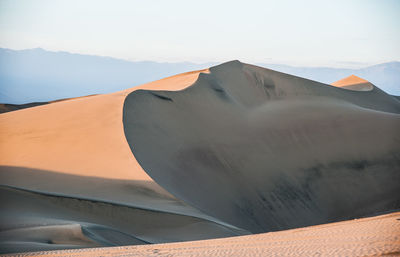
[331,74,374,91]
[0,69,208,180]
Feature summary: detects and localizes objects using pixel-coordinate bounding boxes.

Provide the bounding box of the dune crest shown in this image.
[0,68,245,254]
[0,69,208,180]
[331,74,374,91]
[123,60,400,233]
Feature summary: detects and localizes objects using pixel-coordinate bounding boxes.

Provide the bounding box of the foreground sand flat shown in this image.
[10,211,400,257]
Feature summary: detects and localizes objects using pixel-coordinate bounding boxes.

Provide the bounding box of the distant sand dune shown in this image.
[331,74,374,91]
[0,95,99,114]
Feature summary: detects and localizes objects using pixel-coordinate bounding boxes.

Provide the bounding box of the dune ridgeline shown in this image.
[0,61,399,254]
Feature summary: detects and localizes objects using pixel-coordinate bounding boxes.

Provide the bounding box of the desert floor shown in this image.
[8,211,400,257]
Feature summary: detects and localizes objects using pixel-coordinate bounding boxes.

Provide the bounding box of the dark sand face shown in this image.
[123,61,400,233]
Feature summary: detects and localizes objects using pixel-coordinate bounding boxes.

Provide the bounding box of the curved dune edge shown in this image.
[123,60,400,233]
[0,68,208,180]
[10,211,400,257]
[1,68,246,254]
[331,74,374,91]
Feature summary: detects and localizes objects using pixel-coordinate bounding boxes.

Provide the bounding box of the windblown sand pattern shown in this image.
[6,212,400,257]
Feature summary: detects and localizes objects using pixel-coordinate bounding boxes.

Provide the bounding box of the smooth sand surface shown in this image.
[0,69,207,180]
[8,211,400,257]
[331,74,374,91]
[124,61,400,233]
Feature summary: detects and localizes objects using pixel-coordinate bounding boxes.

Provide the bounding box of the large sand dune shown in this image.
[123,61,400,233]
[0,61,399,254]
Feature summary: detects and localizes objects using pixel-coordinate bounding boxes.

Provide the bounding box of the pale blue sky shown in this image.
[0,0,399,67]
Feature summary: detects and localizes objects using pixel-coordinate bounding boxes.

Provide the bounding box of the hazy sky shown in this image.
[0,0,399,67]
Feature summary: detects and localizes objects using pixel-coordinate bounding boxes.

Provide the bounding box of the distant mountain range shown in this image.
[259,62,400,96]
[0,48,399,104]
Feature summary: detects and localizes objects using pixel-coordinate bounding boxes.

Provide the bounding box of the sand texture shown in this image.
[0,61,399,254]
[6,212,400,257]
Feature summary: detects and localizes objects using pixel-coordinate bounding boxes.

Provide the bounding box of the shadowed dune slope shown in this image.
[123,60,400,233]
[0,185,243,254]
[0,102,49,114]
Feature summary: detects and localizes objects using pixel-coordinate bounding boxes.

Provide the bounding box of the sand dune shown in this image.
[331,74,374,91]
[0,68,246,254]
[124,61,400,233]
[0,69,207,180]
[0,102,49,114]
[0,61,399,254]
[0,95,99,114]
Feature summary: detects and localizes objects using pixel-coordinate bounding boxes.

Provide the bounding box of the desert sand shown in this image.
[124,61,400,233]
[0,61,399,255]
[0,69,208,180]
[0,68,247,253]
[7,211,400,257]
[0,94,99,114]
[331,74,374,91]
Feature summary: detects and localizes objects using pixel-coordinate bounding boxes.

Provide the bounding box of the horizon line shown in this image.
[1,46,399,70]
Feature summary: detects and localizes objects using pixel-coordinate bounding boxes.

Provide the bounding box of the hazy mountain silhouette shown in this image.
[261,62,400,95]
[0,48,214,104]
[0,48,399,104]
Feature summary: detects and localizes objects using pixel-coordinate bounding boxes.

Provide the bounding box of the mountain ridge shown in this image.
[0,48,399,104]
